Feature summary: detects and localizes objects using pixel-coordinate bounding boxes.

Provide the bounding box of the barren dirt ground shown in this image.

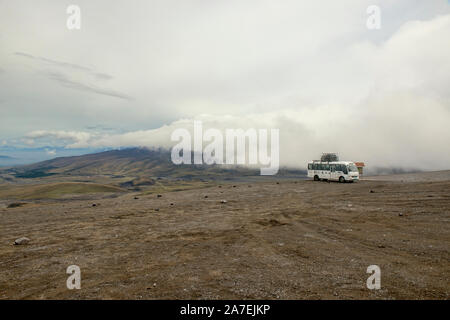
[0,178,449,299]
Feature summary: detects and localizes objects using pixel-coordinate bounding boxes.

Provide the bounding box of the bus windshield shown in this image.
[348,164,358,172]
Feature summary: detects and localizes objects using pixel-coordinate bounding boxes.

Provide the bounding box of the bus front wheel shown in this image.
[339,176,345,183]
[314,175,320,181]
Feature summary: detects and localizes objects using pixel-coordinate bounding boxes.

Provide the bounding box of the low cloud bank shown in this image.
[25,91,450,171]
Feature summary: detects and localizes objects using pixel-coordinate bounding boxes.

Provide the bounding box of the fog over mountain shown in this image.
[1,1,449,171]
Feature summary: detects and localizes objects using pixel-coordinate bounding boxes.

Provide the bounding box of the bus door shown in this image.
[324,163,331,180]
[330,164,338,181]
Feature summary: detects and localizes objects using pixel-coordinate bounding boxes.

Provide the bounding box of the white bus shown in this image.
[307,161,359,182]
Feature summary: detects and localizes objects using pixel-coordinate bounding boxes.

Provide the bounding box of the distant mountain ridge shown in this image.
[3,147,305,181]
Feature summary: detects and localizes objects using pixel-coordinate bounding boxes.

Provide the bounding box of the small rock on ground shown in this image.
[14,237,30,245]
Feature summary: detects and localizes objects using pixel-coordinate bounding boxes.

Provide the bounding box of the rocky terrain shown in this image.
[0,174,448,299]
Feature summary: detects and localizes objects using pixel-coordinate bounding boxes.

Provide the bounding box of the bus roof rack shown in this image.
[321,153,339,162]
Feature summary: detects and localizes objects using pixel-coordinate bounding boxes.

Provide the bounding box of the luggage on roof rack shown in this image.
[321,153,339,162]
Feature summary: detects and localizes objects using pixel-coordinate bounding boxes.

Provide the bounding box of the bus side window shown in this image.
[330,165,335,172]
[343,166,348,174]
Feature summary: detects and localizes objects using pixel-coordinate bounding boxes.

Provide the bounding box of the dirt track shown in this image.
[0,178,449,299]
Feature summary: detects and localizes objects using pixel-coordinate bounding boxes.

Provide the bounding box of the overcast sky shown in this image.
[1,0,450,169]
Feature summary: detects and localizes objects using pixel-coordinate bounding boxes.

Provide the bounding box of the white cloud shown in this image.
[21,138,35,146]
[26,130,93,147]
[3,1,450,171]
[26,91,450,171]
[45,149,56,156]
